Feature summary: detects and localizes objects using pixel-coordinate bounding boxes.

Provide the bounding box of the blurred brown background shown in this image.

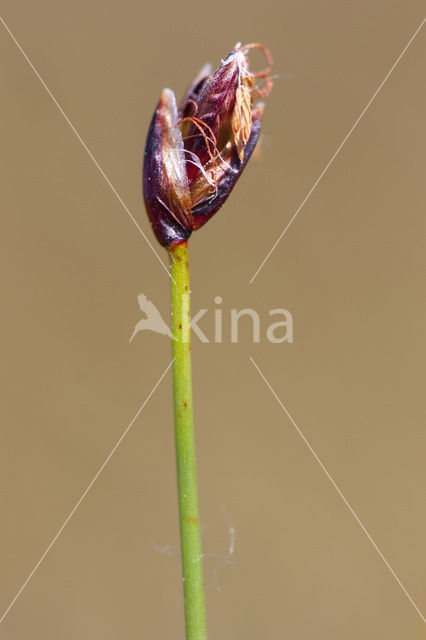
[0,1,425,638]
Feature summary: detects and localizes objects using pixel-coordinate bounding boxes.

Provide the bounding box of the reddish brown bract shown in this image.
[143,43,273,247]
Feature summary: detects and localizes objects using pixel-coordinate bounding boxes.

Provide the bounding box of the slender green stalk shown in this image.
[169,241,207,640]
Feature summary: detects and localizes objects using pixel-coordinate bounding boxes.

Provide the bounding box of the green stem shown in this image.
[169,241,207,640]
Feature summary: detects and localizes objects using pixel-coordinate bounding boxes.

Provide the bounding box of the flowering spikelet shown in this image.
[143,42,273,247]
